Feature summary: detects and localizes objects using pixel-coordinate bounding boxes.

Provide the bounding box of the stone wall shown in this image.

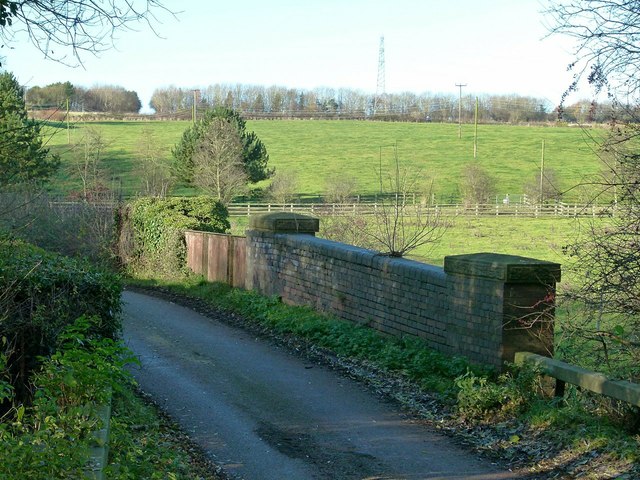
[186,213,560,369]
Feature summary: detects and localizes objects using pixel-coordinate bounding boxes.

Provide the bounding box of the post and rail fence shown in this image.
[515,352,640,407]
[45,193,617,219]
[225,201,617,218]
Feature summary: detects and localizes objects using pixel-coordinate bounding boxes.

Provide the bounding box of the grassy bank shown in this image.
[43,120,603,199]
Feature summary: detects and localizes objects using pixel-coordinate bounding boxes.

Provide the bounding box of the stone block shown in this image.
[249,212,319,234]
[444,252,561,284]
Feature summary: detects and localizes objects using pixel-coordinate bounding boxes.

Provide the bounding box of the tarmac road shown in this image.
[122,290,521,480]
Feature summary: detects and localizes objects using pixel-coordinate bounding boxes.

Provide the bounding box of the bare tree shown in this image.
[192,118,247,204]
[562,122,640,378]
[366,145,446,257]
[545,0,640,100]
[1,1,173,66]
[319,174,374,250]
[523,167,561,204]
[136,127,171,197]
[459,163,497,206]
[70,126,108,200]
[267,170,298,204]
[546,0,640,380]
[324,174,358,204]
[320,212,378,251]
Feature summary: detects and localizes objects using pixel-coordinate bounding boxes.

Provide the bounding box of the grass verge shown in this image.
[127,275,640,479]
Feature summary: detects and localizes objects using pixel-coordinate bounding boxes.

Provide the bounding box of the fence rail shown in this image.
[45,199,617,219]
[226,202,616,218]
[515,352,640,407]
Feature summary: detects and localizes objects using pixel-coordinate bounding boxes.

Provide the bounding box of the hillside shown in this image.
[44,120,605,200]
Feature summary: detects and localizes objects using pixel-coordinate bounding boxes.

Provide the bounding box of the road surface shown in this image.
[122,290,521,480]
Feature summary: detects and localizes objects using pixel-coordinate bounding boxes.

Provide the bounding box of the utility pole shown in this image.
[473,97,478,159]
[374,36,386,116]
[539,140,546,204]
[192,89,199,124]
[66,97,71,145]
[456,83,467,139]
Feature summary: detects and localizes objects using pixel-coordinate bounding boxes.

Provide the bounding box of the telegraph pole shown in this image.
[473,97,478,159]
[66,97,71,144]
[539,140,546,204]
[456,83,467,139]
[192,89,199,124]
[374,36,386,116]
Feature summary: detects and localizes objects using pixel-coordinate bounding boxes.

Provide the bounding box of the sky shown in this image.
[3,0,584,113]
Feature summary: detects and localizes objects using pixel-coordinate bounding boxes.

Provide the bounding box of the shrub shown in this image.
[0,317,136,480]
[118,196,230,278]
[0,240,122,401]
[455,365,539,421]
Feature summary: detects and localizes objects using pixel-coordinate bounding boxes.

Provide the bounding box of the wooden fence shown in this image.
[46,199,617,219]
[515,352,640,407]
[226,202,616,218]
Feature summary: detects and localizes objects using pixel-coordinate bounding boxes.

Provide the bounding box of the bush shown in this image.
[0,317,135,480]
[455,365,539,421]
[118,196,230,278]
[0,240,122,401]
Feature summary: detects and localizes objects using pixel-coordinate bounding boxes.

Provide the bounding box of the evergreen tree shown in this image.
[172,107,273,186]
[0,71,59,188]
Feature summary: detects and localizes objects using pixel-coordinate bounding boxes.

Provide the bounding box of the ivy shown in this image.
[119,196,230,277]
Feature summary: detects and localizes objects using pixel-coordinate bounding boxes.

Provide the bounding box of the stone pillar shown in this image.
[444,253,561,370]
[245,213,319,295]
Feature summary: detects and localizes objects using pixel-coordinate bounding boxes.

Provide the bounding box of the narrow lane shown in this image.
[122,290,520,480]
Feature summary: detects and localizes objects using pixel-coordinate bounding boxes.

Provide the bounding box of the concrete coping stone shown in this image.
[249,213,319,234]
[444,252,561,284]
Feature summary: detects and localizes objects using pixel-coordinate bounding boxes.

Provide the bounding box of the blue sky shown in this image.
[4,0,582,111]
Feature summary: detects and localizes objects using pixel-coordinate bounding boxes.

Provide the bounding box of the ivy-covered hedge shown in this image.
[117,196,230,277]
[0,240,122,400]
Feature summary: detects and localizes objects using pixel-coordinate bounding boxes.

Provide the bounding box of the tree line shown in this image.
[24,81,638,123]
[26,82,141,114]
[151,84,557,122]
[150,84,637,123]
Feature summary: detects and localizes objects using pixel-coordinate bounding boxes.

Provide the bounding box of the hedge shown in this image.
[117,196,230,277]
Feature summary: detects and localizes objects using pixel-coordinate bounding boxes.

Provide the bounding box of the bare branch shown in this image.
[2,1,175,66]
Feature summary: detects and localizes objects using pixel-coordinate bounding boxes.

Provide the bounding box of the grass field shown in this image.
[42,118,603,281]
[407,216,577,266]
[230,215,591,286]
[44,120,605,199]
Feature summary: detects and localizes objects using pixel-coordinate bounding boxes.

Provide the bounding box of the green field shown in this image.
[44,120,605,200]
[229,214,589,285]
[42,118,605,280]
[408,216,576,266]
